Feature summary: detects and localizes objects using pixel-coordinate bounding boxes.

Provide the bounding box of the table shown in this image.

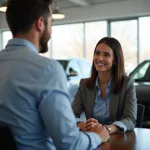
[97,128,150,150]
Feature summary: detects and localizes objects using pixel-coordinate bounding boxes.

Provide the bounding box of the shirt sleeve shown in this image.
[112,121,127,132]
[76,117,84,123]
[76,113,86,123]
[38,61,101,150]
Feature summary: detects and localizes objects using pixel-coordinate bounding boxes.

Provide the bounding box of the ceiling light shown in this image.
[52,7,65,19]
[0,2,7,12]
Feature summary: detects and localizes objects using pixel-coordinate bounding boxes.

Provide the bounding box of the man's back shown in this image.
[0,39,66,150]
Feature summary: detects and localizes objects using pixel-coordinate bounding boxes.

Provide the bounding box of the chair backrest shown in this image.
[136,104,145,128]
[0,126,17,150]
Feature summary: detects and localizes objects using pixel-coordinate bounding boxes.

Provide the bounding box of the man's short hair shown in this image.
[6,0,53,35]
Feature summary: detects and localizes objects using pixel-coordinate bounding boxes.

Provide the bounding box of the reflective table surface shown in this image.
[97,128,150,150]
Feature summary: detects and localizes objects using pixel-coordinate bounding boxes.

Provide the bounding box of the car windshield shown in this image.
[57,60,69,71]
[130,61,150,82]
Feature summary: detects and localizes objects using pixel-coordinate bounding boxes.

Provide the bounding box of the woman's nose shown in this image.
[98,54,103,60]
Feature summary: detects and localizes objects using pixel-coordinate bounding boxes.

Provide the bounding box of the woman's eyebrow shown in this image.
[96,50,112,54]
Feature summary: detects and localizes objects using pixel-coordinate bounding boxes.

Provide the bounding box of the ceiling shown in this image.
[52,0,123,9]
[0,0,126,10]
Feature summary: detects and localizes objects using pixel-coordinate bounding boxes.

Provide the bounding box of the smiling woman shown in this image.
[72,37,137,134]
[87,37,125,93]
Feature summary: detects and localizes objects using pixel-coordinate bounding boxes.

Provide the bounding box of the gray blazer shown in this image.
[72,76,137,131]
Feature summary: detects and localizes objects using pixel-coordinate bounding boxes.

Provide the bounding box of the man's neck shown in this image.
[14,32,39,52]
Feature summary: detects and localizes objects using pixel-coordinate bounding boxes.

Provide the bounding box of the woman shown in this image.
[72,37,137,134]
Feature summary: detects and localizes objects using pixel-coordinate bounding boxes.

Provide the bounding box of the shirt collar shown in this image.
[96,76,112,88]
[6,38,38,54]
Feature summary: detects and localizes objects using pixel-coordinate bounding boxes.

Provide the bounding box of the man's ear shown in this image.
[35,17,45,32]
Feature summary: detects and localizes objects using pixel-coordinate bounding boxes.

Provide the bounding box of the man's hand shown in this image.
[85,118,101,130]
[90,125,110,143]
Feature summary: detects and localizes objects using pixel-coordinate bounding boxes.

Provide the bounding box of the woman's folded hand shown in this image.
[85,118,102,130]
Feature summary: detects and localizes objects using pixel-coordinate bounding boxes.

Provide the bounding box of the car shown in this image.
[57,58,91,102]
[129,59,150,128]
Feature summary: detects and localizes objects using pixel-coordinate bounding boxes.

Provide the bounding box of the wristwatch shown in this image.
[105,125,111,134]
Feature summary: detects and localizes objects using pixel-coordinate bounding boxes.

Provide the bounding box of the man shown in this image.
[0,0,110,150]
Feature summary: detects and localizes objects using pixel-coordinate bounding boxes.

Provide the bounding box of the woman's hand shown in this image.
[77,122,86,131]
[85,118,102,130]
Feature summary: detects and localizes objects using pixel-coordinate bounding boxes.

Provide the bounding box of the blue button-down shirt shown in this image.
[93,77,127,131]
[0,38,101,150]
[93,77,112,125]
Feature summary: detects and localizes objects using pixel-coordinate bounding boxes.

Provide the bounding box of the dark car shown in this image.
[129,59,150,128]
[57,58,91,102]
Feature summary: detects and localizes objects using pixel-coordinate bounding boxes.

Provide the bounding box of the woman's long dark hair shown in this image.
[87,37,126,93]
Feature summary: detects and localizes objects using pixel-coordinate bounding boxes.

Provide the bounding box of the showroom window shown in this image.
[85,21,107,61]
[51,23,84,59]
[139,17,150,62]
[2,31,12,49]
[111,19,138,74]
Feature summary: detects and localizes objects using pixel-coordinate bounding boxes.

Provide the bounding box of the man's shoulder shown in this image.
[22,49,62,72]
[39,57,63,72]
[37,56,58,67]
[37,56,65,79]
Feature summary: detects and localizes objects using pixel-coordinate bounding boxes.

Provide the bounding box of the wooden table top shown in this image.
[97,128,150,150]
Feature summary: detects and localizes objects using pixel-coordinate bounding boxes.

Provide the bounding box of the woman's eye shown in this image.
[95,50,100,55]
[105,53,110,57]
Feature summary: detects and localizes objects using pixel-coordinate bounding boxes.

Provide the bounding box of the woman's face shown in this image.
[93,42,115,74]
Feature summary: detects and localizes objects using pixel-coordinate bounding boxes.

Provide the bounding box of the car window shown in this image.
[133,61,150,81]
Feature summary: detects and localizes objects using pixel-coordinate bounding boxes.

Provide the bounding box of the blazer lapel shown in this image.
[86,87,96,119]
[109,84,120,121]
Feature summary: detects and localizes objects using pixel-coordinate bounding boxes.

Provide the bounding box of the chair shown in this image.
[136,104,145,128]
[0,125,18,150]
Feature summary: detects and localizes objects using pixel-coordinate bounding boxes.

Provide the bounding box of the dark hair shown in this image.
[87,37,125,93]
[6,0,53,36]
